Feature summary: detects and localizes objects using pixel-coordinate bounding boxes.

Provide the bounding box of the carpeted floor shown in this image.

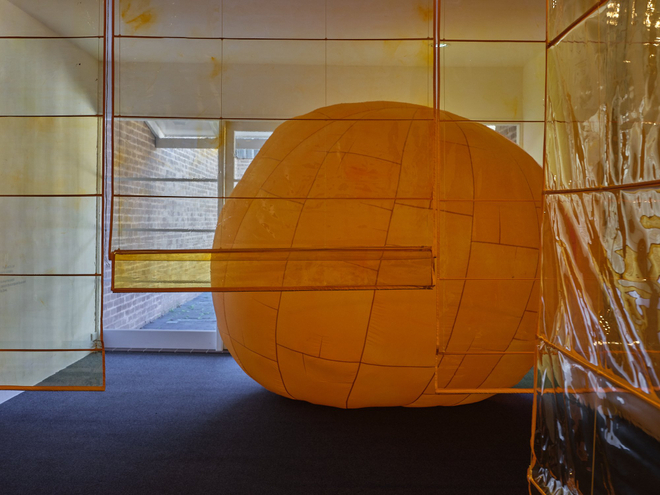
[0,353,533,494]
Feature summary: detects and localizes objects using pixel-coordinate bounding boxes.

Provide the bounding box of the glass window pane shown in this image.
[114,196,218,250]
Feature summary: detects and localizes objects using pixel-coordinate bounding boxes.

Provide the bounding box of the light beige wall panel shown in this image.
[222,40,325,119]
[0,276,97,350]
[327,0,433,39]
[0,38,101,116]
[0,197,99,275]
[223,0,325,39]
[327,40,432,107]
[0,117,101,195]
[0,0,102,37]
[118,0,222,37]
[116,38,223,118]
[440,0,545,41]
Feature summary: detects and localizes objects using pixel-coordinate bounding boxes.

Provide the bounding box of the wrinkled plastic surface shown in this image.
[531,1,660,492]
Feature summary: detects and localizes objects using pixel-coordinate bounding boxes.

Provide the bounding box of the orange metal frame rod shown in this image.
[539,336,660,410]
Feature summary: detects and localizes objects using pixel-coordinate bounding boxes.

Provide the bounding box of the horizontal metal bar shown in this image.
[115,178,218,182]
[118,228,216,233]
[539,336,660,411]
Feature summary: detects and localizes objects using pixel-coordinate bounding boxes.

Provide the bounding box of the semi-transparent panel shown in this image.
[437,121,544,202]
[506,121,545,165]
[438,42,545,122]
[326,40,432,107]
[0,38,102,116]
[114,119,219,197]
[0,117,101,195]
[0,351,103,388]
[434,4,545,403]
[543,191,660,398]
[0,197,100,275]
[435,114,542,398]
[0,0,103,37]
[548,0,601,41]
[114,247,433,291]
[113,196,217,251]
[534,1,660,492]
[117,0,223,38]
[115,38,223,118]
[0,0,104,390]
[223,0,325,39]
[0,276,99,350]
[532,344,660,494]
[222,40,325,120]
[547,2,660,190]
[326,0,433,40]
[113,107,435,292]
[440,0,545,41]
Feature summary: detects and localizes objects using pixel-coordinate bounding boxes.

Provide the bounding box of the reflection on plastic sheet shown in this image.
[533,0,660,492]
[546,0,660,191]
[532,344,660,494]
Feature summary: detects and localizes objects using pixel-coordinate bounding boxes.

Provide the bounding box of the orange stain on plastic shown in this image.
[417,3,433,23]
[210,57,221,79]
[121,0,156,32]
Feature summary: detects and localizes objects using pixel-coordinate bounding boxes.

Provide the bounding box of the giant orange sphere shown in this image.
[212,101,542,408]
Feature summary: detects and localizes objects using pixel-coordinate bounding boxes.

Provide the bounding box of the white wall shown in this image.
[522,50,546,165]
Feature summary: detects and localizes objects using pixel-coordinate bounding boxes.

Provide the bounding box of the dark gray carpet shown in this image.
[0,353,533,494]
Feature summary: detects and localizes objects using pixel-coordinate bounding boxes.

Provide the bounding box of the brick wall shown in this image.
[104,120,219,330]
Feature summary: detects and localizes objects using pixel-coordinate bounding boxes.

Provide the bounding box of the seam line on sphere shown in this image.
[343,289,377,408]
[436,123,475,371]
[471,281,537,390]
[344,116,416,407]
[404,372,436,406]
[231,335,276,363]
[273,293,295,399]
[271,121,364,397]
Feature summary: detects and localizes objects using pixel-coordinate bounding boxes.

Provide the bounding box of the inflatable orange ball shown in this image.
[212,101,541,408]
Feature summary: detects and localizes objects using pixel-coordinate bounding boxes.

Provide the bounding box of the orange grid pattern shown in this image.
[0,0,107,390]
[108,0,547,404]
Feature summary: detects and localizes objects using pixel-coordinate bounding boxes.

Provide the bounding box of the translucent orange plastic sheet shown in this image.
[0,0,105,390]
[530,0,660,492]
